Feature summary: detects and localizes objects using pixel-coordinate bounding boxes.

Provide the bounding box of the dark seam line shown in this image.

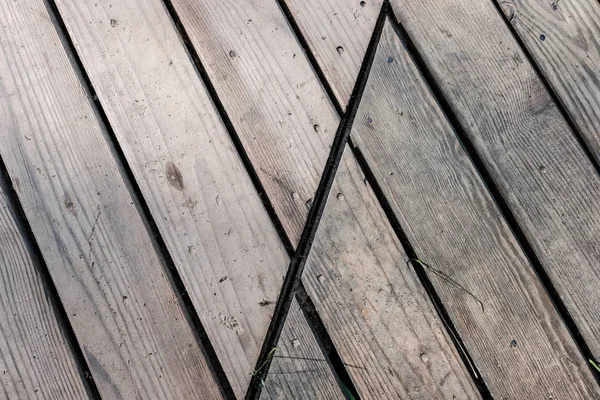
[43,1,236,398]
[389,4,600,388]
[294,283,359,399]
[278,0,491,396]
[161,0,295,258]
[490,0,600,178]
[245,4,388,399]
[0,157,102,400]
[350,142,493,399]
[275,0,345,116]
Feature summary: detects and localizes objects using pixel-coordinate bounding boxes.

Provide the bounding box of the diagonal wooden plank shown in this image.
[302,149,479,399]
[351,19,599,398]
[390,0,600,365]
[170,0,481,396]
[282,0,383,109]
[169,0,340,245]
[302,148,480,399]
[53,0,299,396]
[260,297,344,400]
[0,1,223,398]
[497,0,600,163]
[0,176,91,399]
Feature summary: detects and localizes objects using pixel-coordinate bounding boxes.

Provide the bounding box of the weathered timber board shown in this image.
[0,1,222,398]
[283,0,383,108]
[391,0,600,368]
[0,171,91,399]
[302,148,480,399]
[350,19,599,398]
[498,0,600,163]
[170,0,340,244]
[54,0,296,395]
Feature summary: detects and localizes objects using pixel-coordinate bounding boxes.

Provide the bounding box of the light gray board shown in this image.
[283,0,383,108]
[0,1,222,398]
[170,0,340,245]
[0,171,90,399]
[54,0,294,396]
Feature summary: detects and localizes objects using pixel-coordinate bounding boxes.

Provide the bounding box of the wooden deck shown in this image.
[1,0,600,398]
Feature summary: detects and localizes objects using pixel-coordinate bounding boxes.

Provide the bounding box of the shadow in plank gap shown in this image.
[390,0,600,384]
[245,4,387,398]
[348,17,599,398]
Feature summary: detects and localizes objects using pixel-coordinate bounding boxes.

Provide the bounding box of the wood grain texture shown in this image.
[0,177,90,399]
[54,0,293,396]
[0,2,222,398]
[260,298,343,400]
[351,20,599,398]
[391,0,600,368]
[499,0,600,162]
[283,0,383,108]
[303,148,480,399]
[170,0,340,244]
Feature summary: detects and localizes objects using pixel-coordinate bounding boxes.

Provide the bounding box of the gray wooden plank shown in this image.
[170,0,340,245]
[302,148,480,399]
[260,298,344,400]
[390,0,600,365]
[351,19,599,398]
[283,0,383,109]
[498,0,600,162]
[171,0,481,396]
[54,0,294,396]
[0,176,91,399]
[0,1,223,398]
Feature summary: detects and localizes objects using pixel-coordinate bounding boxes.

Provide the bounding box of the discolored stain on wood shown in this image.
[64,193,76,214]
[165,161,184,191]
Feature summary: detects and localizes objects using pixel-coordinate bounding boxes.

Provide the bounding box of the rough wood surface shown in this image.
[260,298,344,400]
[283,0,383,108]
[54,0,294,396]
[391,0,600,367]
[170,0,340,245]
[303,148,480,399]
[499,0,600,162]
[351,20,599,398]
[0,2,222,398]
[0,178,91,399]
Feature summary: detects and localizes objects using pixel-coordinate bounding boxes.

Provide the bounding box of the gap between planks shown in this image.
[277,0,489,395]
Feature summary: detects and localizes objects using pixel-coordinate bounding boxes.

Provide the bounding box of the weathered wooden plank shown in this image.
[303,148,480,399]
[170,0,340,245]
[260,298,344,400]
[171,1,481,396]
[54,0,297,396]
[351,19,599,398]
[391,0,600,368]
[0,2,223,398]
[283,0,383,108]
[498,0,600,162]
[0,177,91,399]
